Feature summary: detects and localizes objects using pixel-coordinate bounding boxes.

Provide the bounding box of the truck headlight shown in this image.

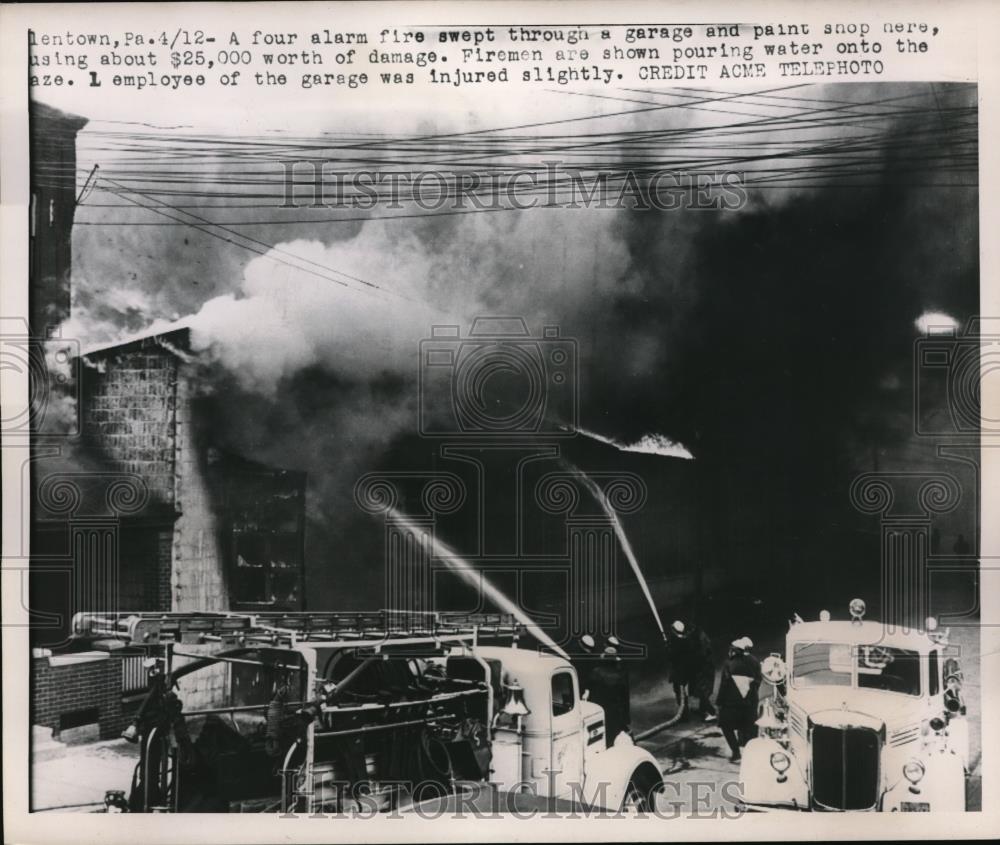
[903,759,925,793]
[769,751,791,782]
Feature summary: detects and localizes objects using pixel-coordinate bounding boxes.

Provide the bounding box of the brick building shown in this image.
[29,104,307,742]
[29,100,87,335]
[31,326,307,736]
[77,326,306,615]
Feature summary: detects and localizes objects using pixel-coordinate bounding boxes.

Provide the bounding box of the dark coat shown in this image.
[692,629,715,690]
[587,660,631,741]
[665,635,694,685]
[716,652,761,725]
[666,628,714,687]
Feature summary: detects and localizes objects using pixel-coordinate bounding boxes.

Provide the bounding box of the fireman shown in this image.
[665,619,697,717]
[586,646,631,746]
[573,633,598,696]
[688,622,718,722]
[665,620,717,721]
[717,637,761,762]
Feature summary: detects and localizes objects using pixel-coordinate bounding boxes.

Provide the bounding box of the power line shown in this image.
[100,177,413,302]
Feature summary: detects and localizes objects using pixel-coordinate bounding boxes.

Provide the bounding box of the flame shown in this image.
[575,427,694,460]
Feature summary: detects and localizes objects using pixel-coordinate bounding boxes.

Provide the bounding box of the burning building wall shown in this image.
[29,104,307,740]
[79,326,307,614]
[33,329,308,634]
[32,326,307,738]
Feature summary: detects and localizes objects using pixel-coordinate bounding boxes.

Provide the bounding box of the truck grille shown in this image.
[889,724,921,748]
[811,724,880,810]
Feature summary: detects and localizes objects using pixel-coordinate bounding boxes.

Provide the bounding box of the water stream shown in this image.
[387,506,570,660]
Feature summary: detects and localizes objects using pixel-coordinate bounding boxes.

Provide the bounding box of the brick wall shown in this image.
[82,347,178,507]
[79,331,305,616]
[32,648,230,738]
[172,364,227,612]
[82,338,229,612]
[157,528,173,609]
[81,342,181,614]
[31,652,133,740]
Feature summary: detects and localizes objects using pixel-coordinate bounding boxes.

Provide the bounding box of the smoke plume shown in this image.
[60,82,979,609]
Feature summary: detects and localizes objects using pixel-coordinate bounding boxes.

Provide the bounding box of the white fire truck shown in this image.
[72,611,663,814]
[739,599,970,812]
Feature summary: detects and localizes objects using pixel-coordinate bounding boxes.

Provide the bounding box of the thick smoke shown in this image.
[61,83,979,610]
[181,209,628,394]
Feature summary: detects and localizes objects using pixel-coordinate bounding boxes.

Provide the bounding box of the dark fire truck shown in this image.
[72,611,663,814]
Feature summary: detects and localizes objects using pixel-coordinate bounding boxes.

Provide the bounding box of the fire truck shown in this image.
[72,611,663,814]
[739,599,970,812]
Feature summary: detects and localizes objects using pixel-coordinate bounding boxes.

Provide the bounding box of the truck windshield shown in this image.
[856,645,921,696]
[792,642,852,687]
[791,642,923,695]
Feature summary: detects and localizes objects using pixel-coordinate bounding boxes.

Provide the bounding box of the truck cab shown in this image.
[471,646,661,811]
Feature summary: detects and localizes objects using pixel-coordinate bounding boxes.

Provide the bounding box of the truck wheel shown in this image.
[622,763,661,814]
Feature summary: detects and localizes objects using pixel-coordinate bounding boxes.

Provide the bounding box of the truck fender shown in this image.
[883,749,965,812]
[946,716,970,772]
[582,735,662,809]
[738,737,808,810]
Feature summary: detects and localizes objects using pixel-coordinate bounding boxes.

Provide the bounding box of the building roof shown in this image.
[80,323,193,360]
[30,100,89,132]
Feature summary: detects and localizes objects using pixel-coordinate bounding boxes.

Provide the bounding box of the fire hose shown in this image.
[634,685,688,742]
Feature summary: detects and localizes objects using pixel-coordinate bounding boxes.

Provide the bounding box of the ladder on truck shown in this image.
[70,609,528,650]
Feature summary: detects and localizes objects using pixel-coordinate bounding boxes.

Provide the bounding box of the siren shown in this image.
[849,598,866,622]
[500,680,530,716]
[761,653,788,685]
[926,616,948,642]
